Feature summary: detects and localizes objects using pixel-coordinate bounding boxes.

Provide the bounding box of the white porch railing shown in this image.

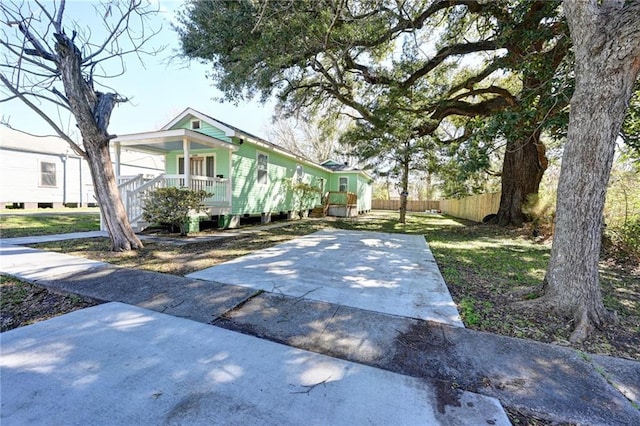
[162,175,231,206]
[124,174,165,225]
[117,174,232,231]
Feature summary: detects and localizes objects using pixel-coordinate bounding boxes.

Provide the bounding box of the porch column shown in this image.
[227,151,233,204]
[114,142,121,178]
[183,137,190,188]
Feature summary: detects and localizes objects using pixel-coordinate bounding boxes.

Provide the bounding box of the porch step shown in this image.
[309,206,325,218]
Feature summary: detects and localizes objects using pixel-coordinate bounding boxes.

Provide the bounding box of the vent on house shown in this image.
[191,120,201,130]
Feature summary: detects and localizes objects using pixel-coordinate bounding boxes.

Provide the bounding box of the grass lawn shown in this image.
[6,210,639,361]
[0,209,100,238]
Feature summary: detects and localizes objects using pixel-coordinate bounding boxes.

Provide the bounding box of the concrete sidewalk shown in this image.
[0,230,108,246]
[0,219,297,247]
[1,232,639,425]
[1,302,506,425]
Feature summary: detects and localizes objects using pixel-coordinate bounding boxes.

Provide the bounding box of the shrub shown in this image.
[142,187,210,235]
[604,216,640,262]
[285,179,321,214]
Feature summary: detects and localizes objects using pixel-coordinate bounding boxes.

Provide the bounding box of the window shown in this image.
[339,176,348,192]
[190,119,201,130]
[40,161,57,187]
[295,165,304,183]
[257,152,268,185]
[178,155,215,177]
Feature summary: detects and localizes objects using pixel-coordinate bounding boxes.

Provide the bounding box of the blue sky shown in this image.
[3,1,276,141]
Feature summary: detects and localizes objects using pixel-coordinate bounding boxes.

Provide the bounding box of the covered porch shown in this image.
[112,129,239,231]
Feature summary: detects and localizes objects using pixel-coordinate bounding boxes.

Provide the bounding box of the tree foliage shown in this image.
[621,84,640,163]
[177,0,571,225]
[266,113,348,163]
[284,179,322,215]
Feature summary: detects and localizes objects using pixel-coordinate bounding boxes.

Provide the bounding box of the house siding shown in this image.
[0,128,162,208]
[325,171,372,212]
[231,139,330,215]
[174,117,233,143]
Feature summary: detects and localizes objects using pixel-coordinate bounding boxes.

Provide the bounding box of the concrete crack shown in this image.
[290,376,332,395]
[212,290,264,323]
[318,306,340,339]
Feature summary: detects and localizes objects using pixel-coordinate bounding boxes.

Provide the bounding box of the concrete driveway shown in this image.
[187,229,463,327]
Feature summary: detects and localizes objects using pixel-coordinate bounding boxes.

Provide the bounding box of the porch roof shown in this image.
[113,129,239,154]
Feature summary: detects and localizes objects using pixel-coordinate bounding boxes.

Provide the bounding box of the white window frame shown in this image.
[177,154,216,177]
[190,119,201,130]
[256,151,269,185]
[39,160,57,187]
[338,176,349,192]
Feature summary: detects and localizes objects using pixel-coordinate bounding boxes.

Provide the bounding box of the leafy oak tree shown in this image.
[176,0,570,226]
[0,0,161,251]
[542,0,640,342]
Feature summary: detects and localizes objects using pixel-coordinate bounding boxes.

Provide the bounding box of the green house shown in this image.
[112,108,372,231]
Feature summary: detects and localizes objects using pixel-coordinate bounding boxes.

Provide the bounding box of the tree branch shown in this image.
[9,16,58,62]
[0,73,84,156]
[83,0,143,64]
[401,40,498,89]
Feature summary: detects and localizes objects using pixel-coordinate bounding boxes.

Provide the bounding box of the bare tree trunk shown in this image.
[495,130,548,226]
[399,148,410,224]
[85,140,142,251]
[542,0,640,342]
[55,30,142,251]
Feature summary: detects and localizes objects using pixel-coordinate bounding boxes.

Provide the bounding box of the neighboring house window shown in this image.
[191,119,201,130]
[295,165,304,183]
[40,161,57,187]
[339,176,348,192]
[257,152,268,185]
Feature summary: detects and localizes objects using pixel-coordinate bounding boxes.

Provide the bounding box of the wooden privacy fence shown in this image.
[439,192,501,222]
[372,199,440,211]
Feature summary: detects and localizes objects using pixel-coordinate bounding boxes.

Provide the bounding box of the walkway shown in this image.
[1,230,639,425]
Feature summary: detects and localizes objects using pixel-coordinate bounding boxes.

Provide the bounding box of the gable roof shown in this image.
[161,108,236,137]
[159,107,373,179]
[0,127,82,157]
[164,107,319,163]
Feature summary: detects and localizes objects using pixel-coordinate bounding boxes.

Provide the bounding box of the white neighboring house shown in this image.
[0,127,164,209]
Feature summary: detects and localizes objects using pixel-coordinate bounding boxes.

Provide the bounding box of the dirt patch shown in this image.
[443,259,640,361]
[1,276,100,332]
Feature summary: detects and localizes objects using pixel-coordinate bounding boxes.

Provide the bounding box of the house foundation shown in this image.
[219,214,241,229]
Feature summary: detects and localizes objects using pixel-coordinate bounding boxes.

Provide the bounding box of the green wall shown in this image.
[231,139,330,215]
[174,117,232,142]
